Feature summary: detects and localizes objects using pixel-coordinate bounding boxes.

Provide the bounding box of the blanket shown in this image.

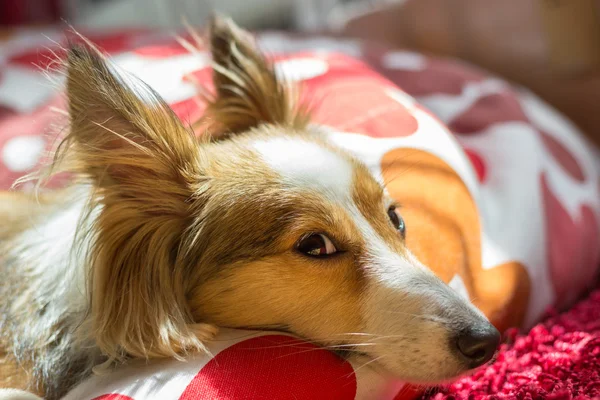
[0,28,599,400]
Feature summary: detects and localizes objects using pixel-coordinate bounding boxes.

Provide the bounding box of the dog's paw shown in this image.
[0,389,42,400]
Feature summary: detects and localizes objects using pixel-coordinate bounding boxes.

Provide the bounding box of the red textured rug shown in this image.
[422,288,600,400]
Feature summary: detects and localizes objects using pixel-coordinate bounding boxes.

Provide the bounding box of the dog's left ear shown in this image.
[201,15,309,136]
[62,45,216,363]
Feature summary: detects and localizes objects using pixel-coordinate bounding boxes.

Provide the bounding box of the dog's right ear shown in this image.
[202,15,310,136]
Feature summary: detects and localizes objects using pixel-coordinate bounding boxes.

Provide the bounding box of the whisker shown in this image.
[329,332,381,337]
[269,346,343,360]
[380,153,431,190]
[352,354,386,374]
[383,310,450,323]
[324,343,377,348]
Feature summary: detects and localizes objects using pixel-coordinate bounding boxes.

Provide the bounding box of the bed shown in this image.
[1,26,599,400]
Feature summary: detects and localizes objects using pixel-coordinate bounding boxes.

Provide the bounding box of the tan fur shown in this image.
[352,165,405,254]
[59,38,380,369]
[0,192,49,241]
[0,352,28,392]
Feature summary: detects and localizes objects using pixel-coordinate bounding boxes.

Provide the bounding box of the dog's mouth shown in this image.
[329,345,395,375]
[325,324,501,384]
[330,346,371,361]
[232,323,499,383]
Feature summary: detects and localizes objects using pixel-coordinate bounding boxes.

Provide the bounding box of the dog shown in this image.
[0,16,501,400]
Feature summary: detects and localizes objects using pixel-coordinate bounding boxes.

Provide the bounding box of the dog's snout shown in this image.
[455,324,500,368]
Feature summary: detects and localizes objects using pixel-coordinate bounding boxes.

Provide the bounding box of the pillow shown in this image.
[1,29,598,400]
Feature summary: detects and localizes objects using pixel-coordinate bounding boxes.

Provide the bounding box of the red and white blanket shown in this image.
[1,28,599,400]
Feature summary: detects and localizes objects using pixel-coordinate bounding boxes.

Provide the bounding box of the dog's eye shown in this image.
[388,206,406,238]
[296,233,337,257]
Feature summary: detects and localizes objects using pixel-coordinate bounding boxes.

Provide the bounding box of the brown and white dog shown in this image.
[1,16,536,400]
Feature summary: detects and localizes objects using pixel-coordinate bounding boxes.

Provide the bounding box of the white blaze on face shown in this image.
[252,137,353,201]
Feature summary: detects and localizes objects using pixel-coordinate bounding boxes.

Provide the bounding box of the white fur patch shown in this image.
[253,137,353,201]
[351,205,418,282]
[253,136,416,280]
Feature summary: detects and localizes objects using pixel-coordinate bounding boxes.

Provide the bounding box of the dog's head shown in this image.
[60,16,499,383]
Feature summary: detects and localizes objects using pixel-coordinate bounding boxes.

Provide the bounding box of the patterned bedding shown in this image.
[1,27,599,400]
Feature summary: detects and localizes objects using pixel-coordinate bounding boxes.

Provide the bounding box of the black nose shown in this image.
[456,325,500,368]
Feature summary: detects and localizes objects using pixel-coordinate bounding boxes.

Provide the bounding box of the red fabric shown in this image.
[179,335,356,400]
[422,287,600,400]
[297,54,420,137]
[92,395,135,400]
[540,130,586,182]
[375,58,485,97]
[463,148,487,183]
[448,92,529,135]
[542,175,600,309]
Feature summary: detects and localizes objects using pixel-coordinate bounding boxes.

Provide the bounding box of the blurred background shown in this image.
[1,0,600,144]
[0,0,374,30]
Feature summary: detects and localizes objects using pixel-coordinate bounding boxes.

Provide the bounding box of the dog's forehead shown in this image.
[252,136,354,200]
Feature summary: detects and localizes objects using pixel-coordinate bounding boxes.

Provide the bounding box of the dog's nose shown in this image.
[456,325,500,368]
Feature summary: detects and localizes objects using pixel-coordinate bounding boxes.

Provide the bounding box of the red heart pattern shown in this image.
[179,335,356,400]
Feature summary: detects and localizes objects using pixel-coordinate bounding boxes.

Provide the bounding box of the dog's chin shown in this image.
[344,350,486,385]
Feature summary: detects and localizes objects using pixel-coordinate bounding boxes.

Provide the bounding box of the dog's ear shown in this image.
[64,45,201,189]
[63,45,216,361]
[201,15,309,136]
